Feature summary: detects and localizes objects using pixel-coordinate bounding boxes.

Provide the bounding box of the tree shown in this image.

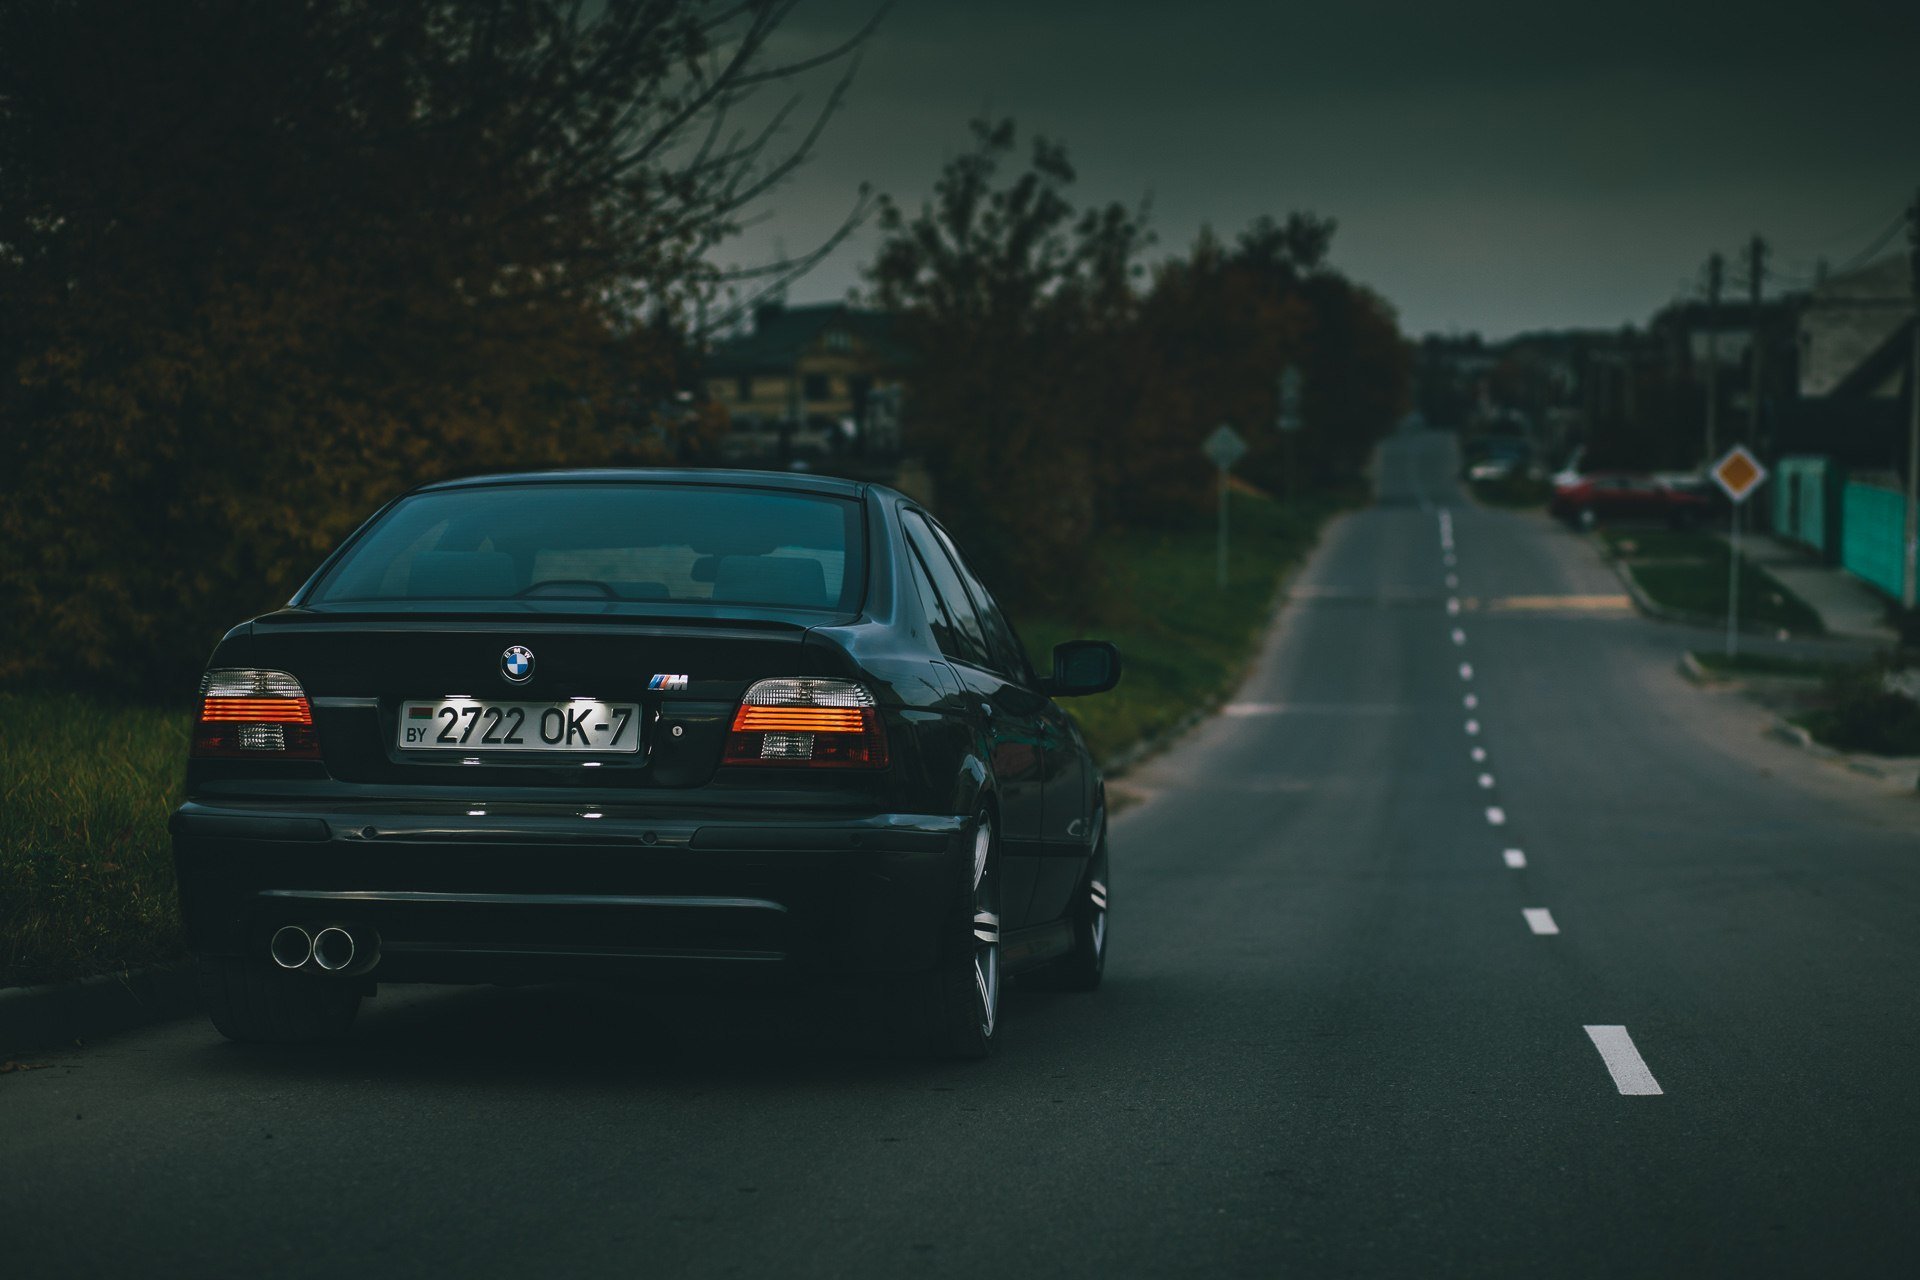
[0,0,875,690]
[866,119,1151,608]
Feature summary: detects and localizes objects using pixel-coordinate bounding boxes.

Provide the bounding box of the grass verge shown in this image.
[1018,485,1358,764]
[1603,530,1824,634]
[0,693,189,987]
[1,487,1352,987]
[1791,661,1920,756]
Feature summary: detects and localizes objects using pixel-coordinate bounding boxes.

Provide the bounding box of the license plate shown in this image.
[398,700,641,753]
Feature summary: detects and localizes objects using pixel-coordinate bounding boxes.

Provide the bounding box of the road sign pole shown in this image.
[1201,423,1248,590]
[1709,444,1767,656]
[1726,504,1742,659]
[1217,466,1229,589]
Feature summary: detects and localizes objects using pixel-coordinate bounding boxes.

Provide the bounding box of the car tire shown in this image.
[888,808,1000,1060]
[1034,835,1108,992]
[197,954,362,1044]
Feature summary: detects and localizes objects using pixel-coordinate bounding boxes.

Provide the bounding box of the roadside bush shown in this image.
[1797,661,1920,756]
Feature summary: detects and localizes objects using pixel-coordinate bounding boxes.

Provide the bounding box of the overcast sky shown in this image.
[719,0,1916,340]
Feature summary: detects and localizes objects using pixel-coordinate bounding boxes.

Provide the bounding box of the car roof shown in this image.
[411,467,873,500]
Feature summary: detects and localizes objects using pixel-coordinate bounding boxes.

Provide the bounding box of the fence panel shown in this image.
[1841,480,1903,599]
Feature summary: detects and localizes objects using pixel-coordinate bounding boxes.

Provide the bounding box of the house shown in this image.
[1799,255,1913,400]
[1771,254,1916,593]
[702,302,908,464]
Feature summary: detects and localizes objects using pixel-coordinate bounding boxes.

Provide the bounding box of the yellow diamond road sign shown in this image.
[1712,445,1767,504]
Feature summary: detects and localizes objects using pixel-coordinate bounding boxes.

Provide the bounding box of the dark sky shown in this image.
[724,0,1917,339]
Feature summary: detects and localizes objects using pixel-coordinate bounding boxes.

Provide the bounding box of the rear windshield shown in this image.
[307,483,864,612]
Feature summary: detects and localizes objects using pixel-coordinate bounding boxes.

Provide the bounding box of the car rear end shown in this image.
[171,475,970,998]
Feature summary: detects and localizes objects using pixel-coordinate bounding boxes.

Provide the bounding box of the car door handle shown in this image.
[980,702,994,720]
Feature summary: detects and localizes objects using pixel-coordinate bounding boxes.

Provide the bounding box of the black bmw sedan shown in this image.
[171,470,1119,1058]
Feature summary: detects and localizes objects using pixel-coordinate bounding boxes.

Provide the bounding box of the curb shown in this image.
[0,960,200,1055]
[1677,651,1833,694]
[1102,507,1356,781]
[1596,536,1827,640]
[1766,716,1920,788]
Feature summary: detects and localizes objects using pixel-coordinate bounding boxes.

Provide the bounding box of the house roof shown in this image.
[704,303,906,376]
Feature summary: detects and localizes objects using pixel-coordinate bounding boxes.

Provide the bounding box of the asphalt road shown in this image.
[7,431,1919,1277]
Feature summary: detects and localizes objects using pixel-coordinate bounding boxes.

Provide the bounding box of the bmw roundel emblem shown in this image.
[501,645,535,684]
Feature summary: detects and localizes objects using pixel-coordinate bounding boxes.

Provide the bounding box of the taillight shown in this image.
[191,669,320,759]
[723,679,889,769]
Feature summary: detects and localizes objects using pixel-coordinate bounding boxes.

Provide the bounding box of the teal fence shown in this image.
[1772,456,1835,556]
[1841,480,1903,599]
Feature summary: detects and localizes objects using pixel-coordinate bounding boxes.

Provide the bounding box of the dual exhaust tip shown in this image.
[270,924,368,974]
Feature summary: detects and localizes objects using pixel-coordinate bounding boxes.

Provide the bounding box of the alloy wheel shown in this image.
[971,814,1000,1038]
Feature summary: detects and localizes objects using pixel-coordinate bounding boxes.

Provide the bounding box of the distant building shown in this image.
[1777,254,1913,473]
[1798,255,1911,401]
[702,302,908,464]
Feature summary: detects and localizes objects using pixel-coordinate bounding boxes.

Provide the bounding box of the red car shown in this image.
[1550,472,1714,529]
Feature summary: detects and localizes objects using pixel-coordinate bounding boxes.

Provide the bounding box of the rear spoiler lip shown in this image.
[251,606,853,637]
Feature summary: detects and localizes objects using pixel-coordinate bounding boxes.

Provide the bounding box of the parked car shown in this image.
[171,470,1121,1058]
[1462,437,1535,483]
[1549,471,1714,529]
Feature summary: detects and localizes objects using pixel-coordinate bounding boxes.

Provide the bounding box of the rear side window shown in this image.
[308,484,863,612]
[925,518,1036,685]
[901,513,992,668]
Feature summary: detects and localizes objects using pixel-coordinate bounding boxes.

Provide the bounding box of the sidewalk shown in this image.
[1740,533,1900,645]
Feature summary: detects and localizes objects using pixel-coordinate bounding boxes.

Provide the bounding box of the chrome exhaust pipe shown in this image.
[270,925,313,970]
[311,926,356,973]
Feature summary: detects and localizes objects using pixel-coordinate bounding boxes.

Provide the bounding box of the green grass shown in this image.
[1604,531,1825,634]
[1017,486,1357,764]
[1689,650,1851,679]
[0,693,189,987]
[0,488,1350,986]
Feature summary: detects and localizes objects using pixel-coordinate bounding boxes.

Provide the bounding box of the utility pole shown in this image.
[1744,235,1768,541]
[1904,190,1920,609]
[1746,235,1768,450]
[1704,252,1723,466]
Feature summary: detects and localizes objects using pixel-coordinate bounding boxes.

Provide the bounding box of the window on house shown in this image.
[803,373,831,401]
[825,330,851,352]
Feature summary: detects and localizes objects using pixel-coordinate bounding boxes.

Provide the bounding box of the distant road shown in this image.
[6,431,1918,1277]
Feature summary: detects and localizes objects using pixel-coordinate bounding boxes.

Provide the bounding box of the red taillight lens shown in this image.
[723,679,889,769]
[191,669,320,759]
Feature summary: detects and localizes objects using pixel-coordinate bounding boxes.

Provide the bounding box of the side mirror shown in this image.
[1043,640,1121,698]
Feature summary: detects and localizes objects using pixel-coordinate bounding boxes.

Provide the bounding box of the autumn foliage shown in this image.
[0,1,843,692]
[866,121,1411,615]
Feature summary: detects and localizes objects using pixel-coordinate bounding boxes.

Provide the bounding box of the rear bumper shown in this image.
[171,800,970,984]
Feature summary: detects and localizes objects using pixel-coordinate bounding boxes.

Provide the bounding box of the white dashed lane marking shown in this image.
[1465,719,1480,735]
[1471,746,1487,762]
[1523,908,1559,935]
[1584,1026,1664,1096]
[1478,773,1495,789]
[1451,628,1466,645]
[1485,806,1506,825]
[1464,693,1478,709]
[1503,848,1527,868]
[1458,662,1474,680]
